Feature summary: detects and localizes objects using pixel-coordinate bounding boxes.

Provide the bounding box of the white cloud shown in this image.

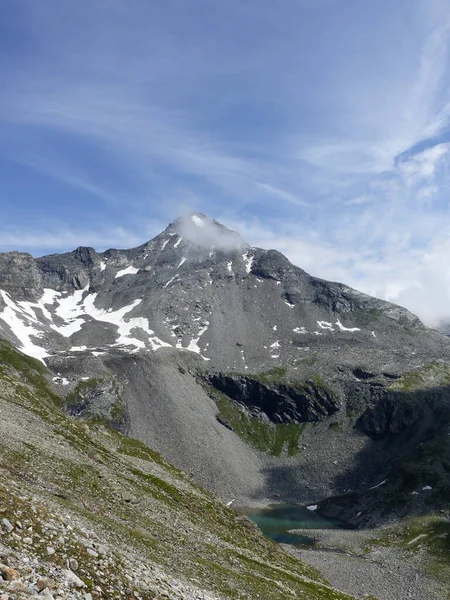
[258,183,309,207]
[175,214,246,252]
[344,194,373,206]
[398,143,449,186]
[2,0,450,329]
[225,214,450,328]
[0,223,163,254]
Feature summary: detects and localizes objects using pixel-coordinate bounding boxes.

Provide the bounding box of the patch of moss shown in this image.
[297,353,319,367]
[370,515,450,594]
[65,377,105,407]
[117,435,172,468]
[328,421,341,432]
[389,361,450,392]
[0,339,62,407]
[214,390,305,456]
[353,308,383,327]
[249,366,288,384]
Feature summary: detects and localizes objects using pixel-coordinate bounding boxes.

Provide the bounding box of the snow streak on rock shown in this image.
[115,266,139,279]
[335,319,360,332]
[0,291,49,362]
[242,251,254,274]
[317,321,334,331]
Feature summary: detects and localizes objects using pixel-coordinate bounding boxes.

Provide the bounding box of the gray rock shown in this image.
[62,569,86,588]
[1,519,13,533]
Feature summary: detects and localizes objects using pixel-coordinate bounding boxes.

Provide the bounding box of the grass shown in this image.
[0,339,62,407]
[203,368,339,456]
[328,422,341,432]
[388,361,450,392]
[369,515,450,596]
[248,366,288,384]
[213,388,306,456]
[65,377,105,406]
[352,308,383,327]
[116,435,176,470]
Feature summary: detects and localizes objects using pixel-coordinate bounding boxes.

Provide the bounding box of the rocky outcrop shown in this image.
[65,376,128,432]
[357,386,450,439]
[0,251,42,301]
[206,373,341,423]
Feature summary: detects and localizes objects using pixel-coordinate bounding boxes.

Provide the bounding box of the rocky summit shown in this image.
[0,213,449,599]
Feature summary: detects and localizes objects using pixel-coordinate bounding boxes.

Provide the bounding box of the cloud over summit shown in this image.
[1,0,450,325]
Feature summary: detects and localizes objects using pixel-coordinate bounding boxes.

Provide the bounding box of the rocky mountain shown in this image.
[1,212,450,522]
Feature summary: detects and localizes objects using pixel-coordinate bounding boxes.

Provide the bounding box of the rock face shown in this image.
[65,376,128,432]
[206,373,341,423]
[1,212,450,517]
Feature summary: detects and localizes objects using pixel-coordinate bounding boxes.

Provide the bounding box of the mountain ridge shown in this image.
[0,213,449,517]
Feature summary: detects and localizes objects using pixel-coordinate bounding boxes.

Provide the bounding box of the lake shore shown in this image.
[285,528,443,600]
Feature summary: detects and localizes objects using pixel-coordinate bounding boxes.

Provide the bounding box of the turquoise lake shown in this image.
[247,504,352,546]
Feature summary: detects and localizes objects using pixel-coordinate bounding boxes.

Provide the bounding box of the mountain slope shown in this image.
[0,337,357,600]
[0,213,450,515]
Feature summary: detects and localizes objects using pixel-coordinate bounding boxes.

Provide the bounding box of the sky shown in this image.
[1,0,450,326]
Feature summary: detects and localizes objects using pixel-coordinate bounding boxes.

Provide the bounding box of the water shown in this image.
[247,504,352,546]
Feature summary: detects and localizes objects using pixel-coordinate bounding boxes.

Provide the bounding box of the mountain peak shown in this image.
[165,213,247,252]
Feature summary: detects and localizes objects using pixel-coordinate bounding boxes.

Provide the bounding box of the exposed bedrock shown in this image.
[205,372,341,423]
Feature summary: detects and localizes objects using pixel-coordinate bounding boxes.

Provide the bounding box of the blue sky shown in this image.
[2,0,450,324]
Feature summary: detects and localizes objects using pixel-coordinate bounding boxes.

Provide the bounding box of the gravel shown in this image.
[286,528,443,600]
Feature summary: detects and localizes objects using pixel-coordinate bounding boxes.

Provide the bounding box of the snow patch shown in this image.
[191,214,205,228]
[227,261,233,273]
[99,261,107,271]
[177,257,187,269]
[307,505,318,511]
[293,327,307,334]
[407,534,428,546]
[270,341,281,349]
[52,376,69,386]
[335,319,360,332]
[317,321,334,331]
[174,236,182,248]
[164,275,179,289]
[0,291,49,363]
[177,322,210,360]
[284,300,295,308]
[369,479,387,490]
[242,251,254,274]
[41,287,172,352]
[115,266,139,279]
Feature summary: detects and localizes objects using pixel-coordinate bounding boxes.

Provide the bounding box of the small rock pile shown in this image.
[0,490,216,600]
